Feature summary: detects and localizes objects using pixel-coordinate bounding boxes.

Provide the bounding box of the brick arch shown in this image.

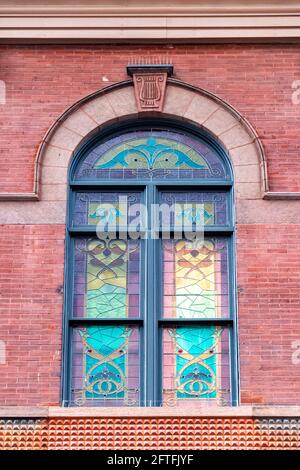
[37,79,267,204]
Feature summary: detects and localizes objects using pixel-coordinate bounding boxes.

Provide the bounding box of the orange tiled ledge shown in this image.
[1,415,300,450]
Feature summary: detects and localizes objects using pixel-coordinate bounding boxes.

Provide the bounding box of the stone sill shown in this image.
[1,406,300,418]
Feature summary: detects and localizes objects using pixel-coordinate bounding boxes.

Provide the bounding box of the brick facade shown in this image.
[1,43,300,449]
[0,225,65,406]
[1,223,300,406]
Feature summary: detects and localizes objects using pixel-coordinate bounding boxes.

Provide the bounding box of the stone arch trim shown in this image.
[35,79,269,203]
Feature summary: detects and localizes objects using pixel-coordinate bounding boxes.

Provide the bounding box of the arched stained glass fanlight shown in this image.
[74,130,231,181]
[66,122,237,408]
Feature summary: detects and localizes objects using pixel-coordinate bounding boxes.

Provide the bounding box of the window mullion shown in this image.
[145,184,159,406]
[62,232,74,406]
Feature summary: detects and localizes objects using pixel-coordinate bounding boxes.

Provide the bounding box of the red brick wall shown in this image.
[0,44,300,193]
[0,225,65,405]
[237,225,300,404]
[1,224,300,405]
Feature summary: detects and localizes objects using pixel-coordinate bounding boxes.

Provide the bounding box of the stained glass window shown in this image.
[159,191,228,227]
[73,192,142,228]
[72,326,140,406]
[74,130,230,182]
[73,238,140,319]
[65,124,237,407]
[163,327,230,406]
[162,238,229,319]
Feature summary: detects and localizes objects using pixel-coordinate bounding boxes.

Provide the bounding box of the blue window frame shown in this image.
[62,118,238,407]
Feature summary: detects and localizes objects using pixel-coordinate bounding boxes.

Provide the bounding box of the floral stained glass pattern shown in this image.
[73,238,140,318]
[74,131,230,181]
[71,326,140,406]
[163,238,229,319]
[163,327,230,406]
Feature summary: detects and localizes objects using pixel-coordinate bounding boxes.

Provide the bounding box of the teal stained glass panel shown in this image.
[159,191,228,227]
[71,326,140,406]
[163,326,230,406]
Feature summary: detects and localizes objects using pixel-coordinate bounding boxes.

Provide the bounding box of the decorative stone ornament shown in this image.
[127,64,173,112]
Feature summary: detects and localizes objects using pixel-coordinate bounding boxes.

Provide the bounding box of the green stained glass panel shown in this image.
[86,239,127,318]
[74,238,140,318]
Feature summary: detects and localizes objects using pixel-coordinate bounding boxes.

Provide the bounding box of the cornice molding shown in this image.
[1,2,300,42]
[2,1,300,16]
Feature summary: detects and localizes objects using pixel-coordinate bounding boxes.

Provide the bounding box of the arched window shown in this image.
[63,119,238,407]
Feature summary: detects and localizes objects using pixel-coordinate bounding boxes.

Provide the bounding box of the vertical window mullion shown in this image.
[157,236,163,407]
[62,232,74,406]
[229,231,239,406]
[145,184,159,406]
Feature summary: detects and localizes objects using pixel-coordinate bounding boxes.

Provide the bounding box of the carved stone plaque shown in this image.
[127,64,173,112]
